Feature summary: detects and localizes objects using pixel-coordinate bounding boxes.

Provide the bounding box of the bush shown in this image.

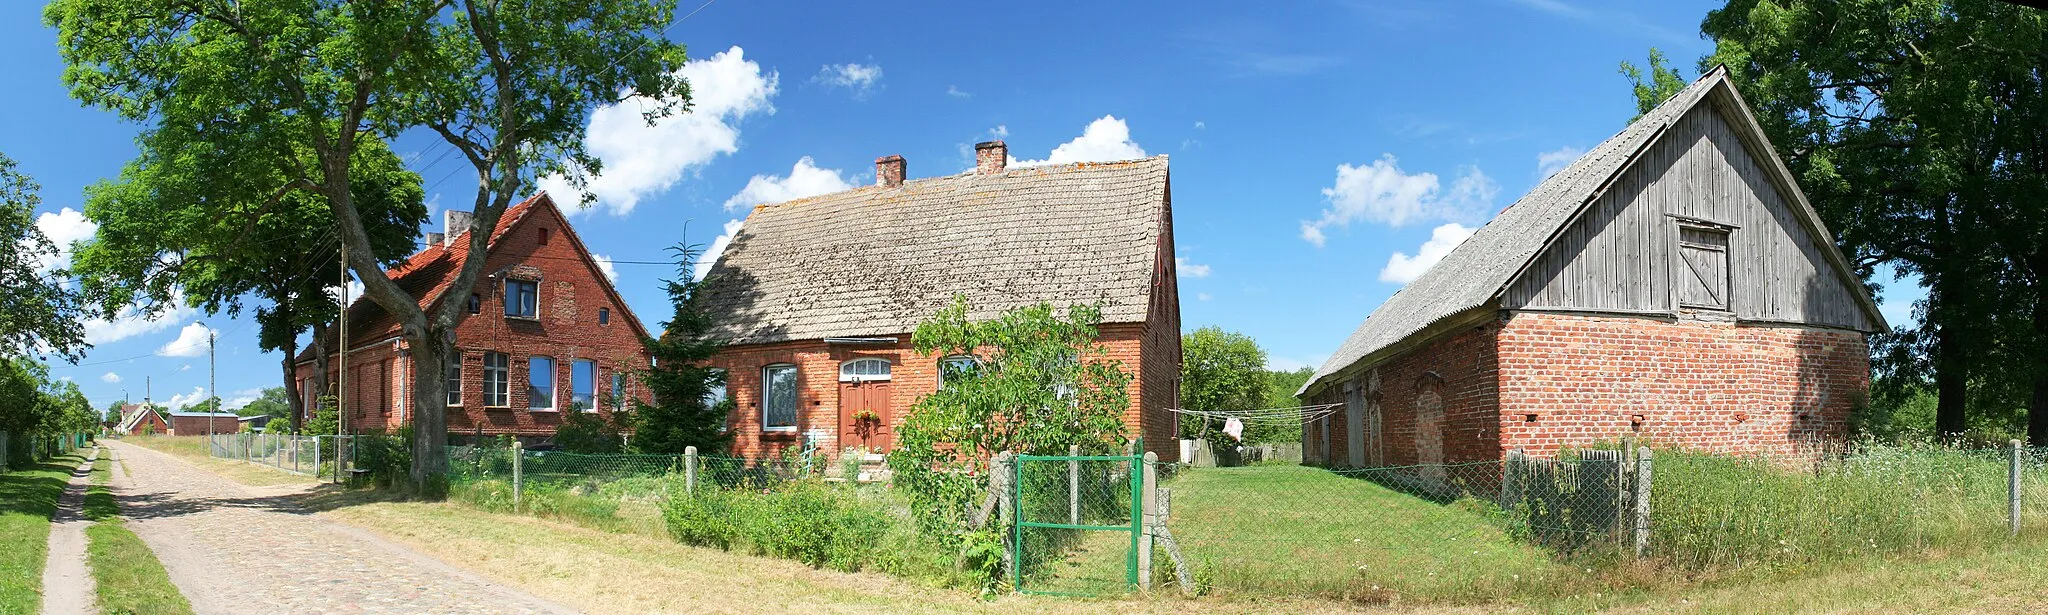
[660,481,934,575]
[663,488,742,550]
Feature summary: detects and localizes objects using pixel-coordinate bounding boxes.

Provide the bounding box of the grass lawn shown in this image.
[1163,465,1566,604]
[0,452,85,614]
[84,453,193,615]
[119,435,316,488]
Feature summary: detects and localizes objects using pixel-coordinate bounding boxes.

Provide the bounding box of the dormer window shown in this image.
[505,279,538,318]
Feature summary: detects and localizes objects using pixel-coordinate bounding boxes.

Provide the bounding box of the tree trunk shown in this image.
[1934,321,1970,439]
[405,324,452,495]
[309,322,332,409]
[282,337,304,431]
[2031,265,2048,446]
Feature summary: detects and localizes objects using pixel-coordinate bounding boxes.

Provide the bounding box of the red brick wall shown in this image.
[1496,311,1867,458]
[166,415,241,436]
[296,203,651,439]
[1304,322,1503,468]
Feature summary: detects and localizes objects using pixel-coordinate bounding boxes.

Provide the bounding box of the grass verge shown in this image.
[83,452,193,615]
[0,452,84,614]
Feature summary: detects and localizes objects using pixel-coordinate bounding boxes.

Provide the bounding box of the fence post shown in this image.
[512,440,525,513]
[1633,447,1653,557]
[314,437,322,480]
[993,452,1015,591]
[684,445,699,497]
[1068,445,1081,525]
[2011,439,2023,538]
[1140,451,1158,591]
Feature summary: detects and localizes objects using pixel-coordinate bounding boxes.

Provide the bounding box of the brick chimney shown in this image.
[875,155,906,187]
[444,210,474,247]
[974,141,1007,175]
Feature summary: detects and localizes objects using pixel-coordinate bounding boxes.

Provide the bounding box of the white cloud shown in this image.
[1011,116,1148,167]
[221,388,264,411]
[158,322,215,358]
[1301,155,1497,246]
[1537,146,1584,179]
[695,219,745,281]
[946,85,972,99]
[1197,292,1212,302]
[539,46,779,216]
[1194,121,1206,130]
[721,157,858,211]
[165,386,208,409]
[1379,223,1477,283]
[327,278,364,304]
[1266,355,1326,372]
[179,364,191,372]
[592,254,619,283]
[1176,257,1211,279]
[815,63,882,97]
[101,372,121,384]
[83,303,198,345]
[33,207,97,271]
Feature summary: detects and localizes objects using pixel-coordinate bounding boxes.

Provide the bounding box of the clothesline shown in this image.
[1166,402,1345,425]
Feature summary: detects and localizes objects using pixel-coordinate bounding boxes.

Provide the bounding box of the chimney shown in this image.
[875,155,906,188]
[424,231,445,247]
[974,140,1007,175]
[444,210,474,247]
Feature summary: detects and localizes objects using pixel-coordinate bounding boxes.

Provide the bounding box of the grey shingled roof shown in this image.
[1300,70,1726,396]
[699,156,1169,345]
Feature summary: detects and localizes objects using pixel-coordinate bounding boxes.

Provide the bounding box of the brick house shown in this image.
[115,403,167,436]
[697,141,1182,462]
[294,194,653,441]
[166,412,241,436]
[1299,67,1885,466]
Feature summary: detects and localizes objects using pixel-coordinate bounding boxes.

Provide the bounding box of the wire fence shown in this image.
[207,432,361,480]
[1,430,93,472]
[444,443,837,537]
[1010,454,1141,597]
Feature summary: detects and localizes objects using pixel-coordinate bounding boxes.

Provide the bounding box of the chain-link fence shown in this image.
[443,444,832,537]
[2,430,92,472]
[1010,454,1141,597]
[207,432,359,480]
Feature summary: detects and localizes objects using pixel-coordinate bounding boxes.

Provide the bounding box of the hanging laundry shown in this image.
[1223,417,1245,442]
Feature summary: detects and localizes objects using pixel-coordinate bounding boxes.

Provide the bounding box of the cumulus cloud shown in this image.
[101,372,121,384]
[592,254,619,283]
[83,304,198,346]
[1379,223,1477,283]
[1176,257,1211,279]
[165,386,209,410]
[1011,116,1148,167]
[33,207,97,272]
[539,46,779,216]
[1537,146,1585,179]
[946,85,972,99]
[695,219,745,281]
[1301,155,1497,247]
[158,322,214,358]
[721,157,858,211]
[815,63,882,97]
[221,388,264,411]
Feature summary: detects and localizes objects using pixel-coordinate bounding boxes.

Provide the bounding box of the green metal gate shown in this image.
[1011,453,1141,596]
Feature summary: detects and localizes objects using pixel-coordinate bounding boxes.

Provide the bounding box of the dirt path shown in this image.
[39,447,99,615]
[102,441,577,615]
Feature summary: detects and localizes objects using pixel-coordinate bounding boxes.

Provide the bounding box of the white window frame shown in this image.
[571,359,597,412]
[838,358,892,382]
[529,356,557,411]
[482,352,510,407]
[445,353,463,407]
[762,363,798,433]
[938,355,978,388]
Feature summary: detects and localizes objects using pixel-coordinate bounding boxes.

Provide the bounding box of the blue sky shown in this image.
[0,0,1921,412]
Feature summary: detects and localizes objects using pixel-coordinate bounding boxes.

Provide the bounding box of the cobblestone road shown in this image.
[103,441,577,615]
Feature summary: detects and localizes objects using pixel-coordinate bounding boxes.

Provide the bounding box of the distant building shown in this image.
[1300,68,1884,465]
[698,142,1182,461]
[115,403,167,436]
[296,194,653,442]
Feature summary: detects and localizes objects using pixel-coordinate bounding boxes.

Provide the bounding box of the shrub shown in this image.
[663,488,742,550]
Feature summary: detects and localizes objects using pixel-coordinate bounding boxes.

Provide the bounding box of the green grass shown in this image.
[84,449,194,615]
[1162,465,1565,603]
[0,452,85,614]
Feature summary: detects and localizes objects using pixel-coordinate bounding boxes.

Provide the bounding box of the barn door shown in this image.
[1344,380,1365,467]
[1677,225,1730,310]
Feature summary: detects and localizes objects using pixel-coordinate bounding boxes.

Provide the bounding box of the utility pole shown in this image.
[208,327,217,441]
[338,239,349,483]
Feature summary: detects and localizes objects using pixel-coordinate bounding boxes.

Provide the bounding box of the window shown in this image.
[1676,224,1731,310]
[483,352,509,407]
[529,356,556,410]
[571,359,596,412]
[466,294,480,314]
[1050,351,1079,401]
[538,228,550,245]
[505,279,538,318]
[762,364,798,432]
[598,307,610,325]
[704,368,728,408]
[838,358,892,382]
[938,355,977,388]
[445,353,462,406]
[611,373,626,411]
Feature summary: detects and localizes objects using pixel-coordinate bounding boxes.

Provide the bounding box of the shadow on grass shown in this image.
[2,455,87,521]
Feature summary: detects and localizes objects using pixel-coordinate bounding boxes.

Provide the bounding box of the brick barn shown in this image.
[697,141,1182,462]
[1299,67,1885,466]
[295,194,653,442]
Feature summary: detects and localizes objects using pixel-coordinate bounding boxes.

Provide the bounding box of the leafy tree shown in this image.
[888,297,1132,536]
[303,395,340,437]
[102,399,125,424]
[1179,327,1269,441]
[555,410,627,454]
[236,387,294,422]
[0,152,86,360]
[630,244,731,455]
[179,397,223,415]
[1255,366,1317,444]
[49,0,693,491]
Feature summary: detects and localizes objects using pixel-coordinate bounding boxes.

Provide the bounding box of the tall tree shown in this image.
[1179,327,1270,441]
[49,0,691,491]
[629,245,732,455]
[0,153,86,361]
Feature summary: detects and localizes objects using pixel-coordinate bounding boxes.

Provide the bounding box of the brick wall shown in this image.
[1496,311,1867,458]
[167,415,241,436]
[1303,322,1502,468]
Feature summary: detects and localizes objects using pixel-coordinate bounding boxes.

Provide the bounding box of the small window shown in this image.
[505,279,538,318]
[529,356,556,410]
[1677,225,1731,310]
[598,307,610,325]
[938,355,978,388]
[466,294,480,314]
[571,359,596,412]
[538,228,550,245]
[762,364,798,432]
[838,358,892,382]
[445,353,463,406]
[483,352,510,407]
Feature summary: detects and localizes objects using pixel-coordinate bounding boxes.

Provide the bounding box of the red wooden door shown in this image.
[838,379,893,452]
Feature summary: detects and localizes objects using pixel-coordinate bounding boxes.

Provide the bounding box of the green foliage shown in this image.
[352,430,414,489]
[0,358,100,468]
[1618,48,1688,121]
[554,410,628,454]
[302,395,339,437]
[234,388,293,422]
[889,297,1132,548]
[0,152,86,360]
[662,488,742,550]
[631,244,733,455]
[1179,327,1268,440]
[659,481,955,579]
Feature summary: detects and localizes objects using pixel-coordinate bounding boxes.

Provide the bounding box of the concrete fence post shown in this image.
[684,446,699,497]
[313,437,322,480]
[1140,451,1158,591]
[1068,444,1081,525]
[993,452,1015,589]
[2011,439,2023,538]
[512,440,525,513]
[1633,447,1653,557]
